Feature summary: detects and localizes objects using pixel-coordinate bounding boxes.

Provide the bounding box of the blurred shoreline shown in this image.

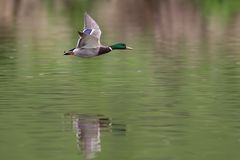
[0,0,239,50]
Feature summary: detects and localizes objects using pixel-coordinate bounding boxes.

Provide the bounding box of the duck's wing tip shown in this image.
[84,13,99,28]
[84,12,89,16]
[83,12,102,40]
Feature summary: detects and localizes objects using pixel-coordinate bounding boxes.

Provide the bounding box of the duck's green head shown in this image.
[110,43,133,50]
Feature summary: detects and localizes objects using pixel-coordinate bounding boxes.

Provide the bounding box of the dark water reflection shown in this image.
[65,113,125,160]
[0,0,240,160]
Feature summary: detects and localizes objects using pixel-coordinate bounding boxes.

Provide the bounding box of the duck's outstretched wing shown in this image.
[83,13,102,41]
[76,13,101,48]
[77,32,100,48]
[76,36,84,48]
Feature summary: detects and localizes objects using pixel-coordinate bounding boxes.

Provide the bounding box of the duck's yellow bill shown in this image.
[126,46,133,50]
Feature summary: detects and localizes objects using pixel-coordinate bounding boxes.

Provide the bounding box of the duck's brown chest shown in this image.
[98,47,112,56]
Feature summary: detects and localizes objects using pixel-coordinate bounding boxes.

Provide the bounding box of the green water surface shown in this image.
[0,0,240,160]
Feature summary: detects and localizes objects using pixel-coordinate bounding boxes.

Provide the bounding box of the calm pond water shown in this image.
[0,0,240,160]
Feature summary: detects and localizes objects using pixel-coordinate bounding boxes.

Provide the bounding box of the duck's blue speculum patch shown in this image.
[83,28,93,35]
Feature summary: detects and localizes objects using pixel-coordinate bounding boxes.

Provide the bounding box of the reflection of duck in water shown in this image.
[67,114,111,160]
[65,113,127,159]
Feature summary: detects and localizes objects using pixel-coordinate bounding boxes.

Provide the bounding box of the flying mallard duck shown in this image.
[64,13,132,57]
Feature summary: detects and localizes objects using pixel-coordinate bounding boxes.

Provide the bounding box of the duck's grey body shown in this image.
[73,47,112,57]
[73,48,99,57]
